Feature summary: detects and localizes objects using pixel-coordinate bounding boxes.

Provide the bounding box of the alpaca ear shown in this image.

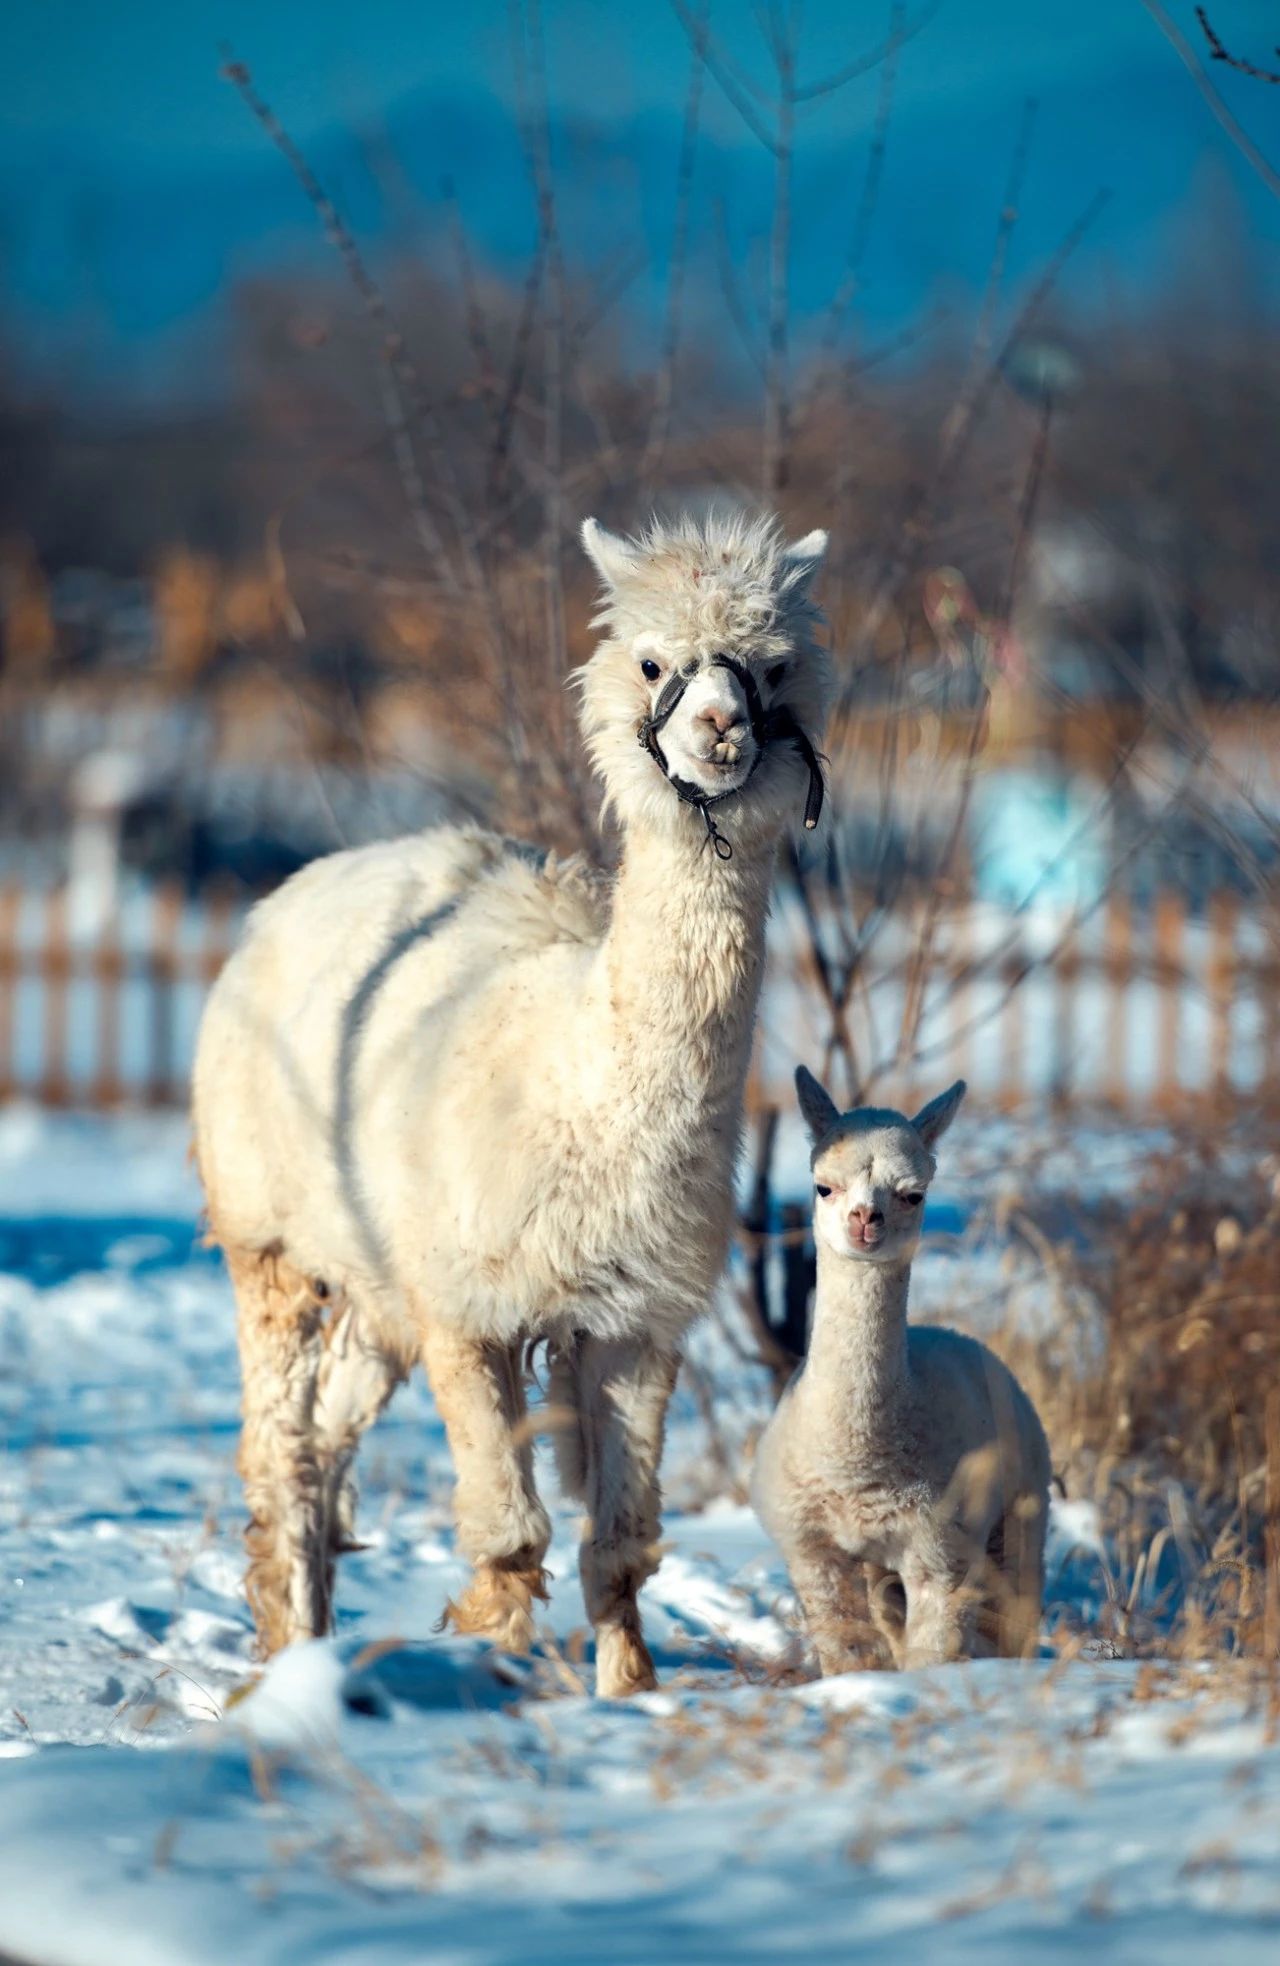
[781,528,828,594]
[581,517,639,591]
[795,1064,840,1144]
[911,1079,967,1150]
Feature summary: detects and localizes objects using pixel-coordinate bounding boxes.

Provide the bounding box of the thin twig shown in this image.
[442,175,501,423]
[793,0,943,101]
[669,0,779,150]
[643,0,708,492]
[1000,387,1053,625]
[820,2,906,358]
[1140,0,1280,201]
[713,195,765,374]
[1196,6,1280,85]
[487,244,545,505]
[953,96,1038,425]
[891,705,986,1071]
[220,51,467,593]
[513,0,569,718]
[569,247,649,355]
[834,182,1110,750]
[763,13,796,493]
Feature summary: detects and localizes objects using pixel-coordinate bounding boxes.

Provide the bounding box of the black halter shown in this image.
[636,653,825,860]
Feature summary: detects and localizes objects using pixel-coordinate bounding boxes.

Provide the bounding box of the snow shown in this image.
[0,1103,200,1218]
[2,1114,1278,1965]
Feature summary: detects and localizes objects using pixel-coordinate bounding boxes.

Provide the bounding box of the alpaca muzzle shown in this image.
[636,654,825,860]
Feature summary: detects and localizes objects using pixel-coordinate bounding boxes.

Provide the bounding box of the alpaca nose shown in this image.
[696,701,742,737]
[849,1205,884,1233]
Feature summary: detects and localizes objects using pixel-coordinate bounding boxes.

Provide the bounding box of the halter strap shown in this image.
[636,654,825,859]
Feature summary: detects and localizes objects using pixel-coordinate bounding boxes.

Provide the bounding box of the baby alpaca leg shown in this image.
[864,1563,908,1668]
[902,1563,974,1668]
[230,1245,329,1656]
[576,1336,679,1699]
[420,1320,551,1652]
[789,1541,877,1676]
[992,1491,1047,1658]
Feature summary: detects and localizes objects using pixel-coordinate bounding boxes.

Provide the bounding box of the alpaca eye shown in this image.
[902,1192,924,1208]
[815,1184,832,1199]
[766,663,787,687]
[640,658,662,682]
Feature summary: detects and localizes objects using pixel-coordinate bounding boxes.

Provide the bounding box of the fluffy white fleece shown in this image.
[193,506,831,1695]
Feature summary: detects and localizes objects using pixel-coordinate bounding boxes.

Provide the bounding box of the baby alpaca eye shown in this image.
[902,1191,924,1208]
[815,1183,832,1199]
[640,658,662,682]
[766,662,787,687]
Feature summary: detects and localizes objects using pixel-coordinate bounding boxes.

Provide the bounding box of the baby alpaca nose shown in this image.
[849,1205,884,1230]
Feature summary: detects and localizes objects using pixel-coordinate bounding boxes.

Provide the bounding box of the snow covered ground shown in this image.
[1,1110,1278,1965]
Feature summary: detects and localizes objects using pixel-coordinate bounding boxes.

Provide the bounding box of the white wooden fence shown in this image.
[0,883,1274,1112]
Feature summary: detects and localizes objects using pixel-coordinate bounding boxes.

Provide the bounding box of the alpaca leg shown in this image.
[901,1565,974,1668]
[312,1297,405,1580]
[788,1541,876,1676]
[546,1339,587,1504]
[419,1320,551,1652]
[229,1245,329,1656]
[575,1336,679,1699]
[992,1492,1047,1658]
[864,1562,908,1668]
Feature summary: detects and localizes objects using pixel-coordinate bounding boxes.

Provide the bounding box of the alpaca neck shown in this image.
[598,817,775,1107]
[798,1247,912,1446]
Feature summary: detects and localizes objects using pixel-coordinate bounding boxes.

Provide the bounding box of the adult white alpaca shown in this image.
[193,510,830,1696]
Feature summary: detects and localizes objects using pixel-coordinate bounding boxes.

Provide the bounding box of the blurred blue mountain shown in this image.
[1,45,1276,405]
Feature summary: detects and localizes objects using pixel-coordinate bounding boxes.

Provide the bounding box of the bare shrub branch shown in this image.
[1140,0,1280,200]
[1196,6,1280,85]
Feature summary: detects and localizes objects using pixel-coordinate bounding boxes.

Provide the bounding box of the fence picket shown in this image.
[1154,892,1185,1114]
[92,906,124,1108]
[948,905,973,1091]
[1208,890,1236,1103]
[1104,889,1131,1107]
[147,884,183,1106]
[42,889,70,1107]
[998,942,1027,1112]
[0,887,18,1102]
[1052,923,1079,1109]
[0,883,1268,1114]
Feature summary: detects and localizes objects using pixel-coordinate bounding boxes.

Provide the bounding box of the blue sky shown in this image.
[2,2,1277,401]
[0,0,1181,159]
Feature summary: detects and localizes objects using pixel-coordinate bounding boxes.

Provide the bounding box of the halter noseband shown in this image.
[636,653,825,860]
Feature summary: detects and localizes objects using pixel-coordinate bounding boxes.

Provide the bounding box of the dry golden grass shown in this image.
[987,1122,1280,1662]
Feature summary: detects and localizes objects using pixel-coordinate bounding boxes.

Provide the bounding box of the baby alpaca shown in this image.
[753,1070,1050,1673]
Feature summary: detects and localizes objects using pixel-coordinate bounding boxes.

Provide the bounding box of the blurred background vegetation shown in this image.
[0,0,1277,1117]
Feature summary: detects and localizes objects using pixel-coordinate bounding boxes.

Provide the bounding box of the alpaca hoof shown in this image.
[246,1581,327,1661]
[595,1625,658,1699]
[815,1647,869,1679]
[445,1563,547,1653]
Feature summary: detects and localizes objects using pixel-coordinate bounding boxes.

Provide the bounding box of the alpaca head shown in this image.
[795,1067,967,1266]
[576,511,830,852]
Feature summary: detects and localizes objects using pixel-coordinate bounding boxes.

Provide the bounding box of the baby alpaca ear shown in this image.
[911,1079,967,1150]
[795,1064,840,1144]
[581,517,639,591]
